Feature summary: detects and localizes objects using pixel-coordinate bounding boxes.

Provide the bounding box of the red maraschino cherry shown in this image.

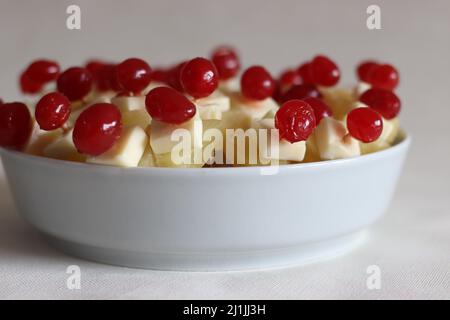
[309,55,340,87]
[280,84,322,103]
[302,97,333,124]
[211,46,240,80]
[73,103,122,156]
[360,88,401,119]
[357,60,378,82]
[57,67,93,101]
[275,99,316,143]
[241,66,275,100]
[279,69,303,90]
[145,87,196,124]
[0,102,32,149]
[366,64,399,90]
[26,59,60,83]
[20,71,43,94]
[347,107,383,143]
[35,92,71,130]
[116,58,152,94]
[180,57,218,98]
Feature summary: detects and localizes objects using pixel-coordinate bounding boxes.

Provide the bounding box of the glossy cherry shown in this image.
[302,97,333,124]
[73,103,122,156]
[145,87,196,124]
[180,57,218,98]
[347,108,383,143]
[26,59,60,83]
[357,60,378,82]
[275,99,316,143]
[297,62,314,84]
[20,71,43,94]
[280,84,321,103]
[152,68,169,83]
[85,60,106,75]
[279,69,303,90]
[167,61,187,91]
[35,92,71,130]
[309,55,340,87]
[241,66,275,100]
[116,58,152,94]
[57,67,93,101]
[97,64,122,92]
[360,88,401,119]
[366,64,399,90]
[86,60,114,92]
[0,102,32,149]
[211,46,240,80]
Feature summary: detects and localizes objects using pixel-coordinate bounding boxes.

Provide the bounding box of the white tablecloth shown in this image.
[1,0,450,299]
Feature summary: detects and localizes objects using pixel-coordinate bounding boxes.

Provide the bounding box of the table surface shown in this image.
[1,0,450,299]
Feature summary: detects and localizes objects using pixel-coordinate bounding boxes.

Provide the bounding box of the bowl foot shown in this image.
[43,231,366,271]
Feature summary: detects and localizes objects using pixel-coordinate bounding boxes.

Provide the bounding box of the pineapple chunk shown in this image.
[87,126,148,167]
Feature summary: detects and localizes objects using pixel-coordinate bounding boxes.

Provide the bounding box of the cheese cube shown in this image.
[111,95,146,113]
[43,129,86,162]
[24,121,62,155]
[150,113,203,154]
[360,117,399,154]
[195,91,231,121]
[314,117,360,160]
[87,126,148,167]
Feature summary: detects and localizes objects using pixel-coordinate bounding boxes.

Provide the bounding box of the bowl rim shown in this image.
[0,130,411,175]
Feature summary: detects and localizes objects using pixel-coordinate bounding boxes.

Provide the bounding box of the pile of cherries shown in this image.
[0,47,401,157]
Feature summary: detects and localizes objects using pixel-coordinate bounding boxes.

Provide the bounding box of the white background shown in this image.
[0,0,449,299]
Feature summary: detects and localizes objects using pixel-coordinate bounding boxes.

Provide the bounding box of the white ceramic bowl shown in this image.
[0,133,410,271]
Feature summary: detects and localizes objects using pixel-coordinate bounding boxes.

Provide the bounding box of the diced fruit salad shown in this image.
[0,48,402,168]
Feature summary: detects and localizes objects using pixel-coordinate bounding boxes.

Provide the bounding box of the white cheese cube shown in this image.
[138,144,157,167]
[121,109,152,129]
[24,121,62,155]
[254,117,306,162]
[195,91,231,120]
[314,117,360,160]
[230,93,279,121]
[87,126,148,167]
[354,82,371,97]
[43,129,85,162]
[360,117,399,154]
[111,95,146,113]
[219,77,240,94]
[142,81,168,95]
[150,113,203,155]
